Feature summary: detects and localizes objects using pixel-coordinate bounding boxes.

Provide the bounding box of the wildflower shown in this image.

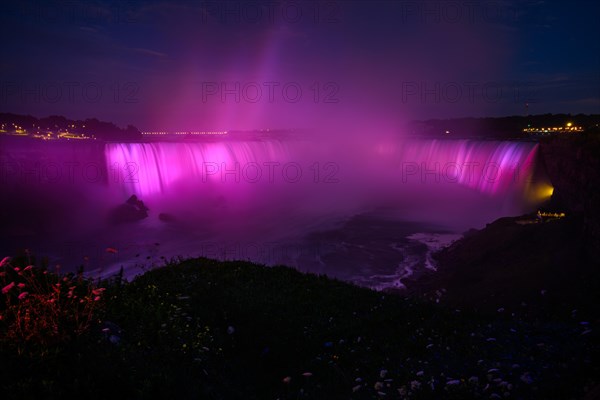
[282,376,292,384]
[106,247,118,254]
[302,372,313,377]
[24,265,33,271]
[0,256,10,267]
[18,292,28,300]
[92,288,105,296]
[17,283,26,288]
[2,282,15,294]
[520,372,534,384]
[13,267,20,272]
[94,296,101,301]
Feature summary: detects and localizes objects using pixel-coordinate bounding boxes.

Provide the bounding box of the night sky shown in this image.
[1,0,599,131]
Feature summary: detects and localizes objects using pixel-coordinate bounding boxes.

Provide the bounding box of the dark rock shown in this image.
[108,196,149,224]
[158,213,177,223]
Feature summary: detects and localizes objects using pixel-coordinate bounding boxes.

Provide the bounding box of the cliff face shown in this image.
[408,134,600,312]
[538,134,600,256]
[408,216,592,311]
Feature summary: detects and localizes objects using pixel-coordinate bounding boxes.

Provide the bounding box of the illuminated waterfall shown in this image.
[105,140,292,197]
[372,139,540,195]
[105,139,541,200]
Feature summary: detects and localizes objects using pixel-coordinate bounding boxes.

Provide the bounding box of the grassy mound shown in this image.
[1,257,598,399]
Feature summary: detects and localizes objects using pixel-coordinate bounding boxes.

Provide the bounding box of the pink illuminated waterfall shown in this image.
[105,138,541,200]
[105,140,291,197]
[372,139,539,195]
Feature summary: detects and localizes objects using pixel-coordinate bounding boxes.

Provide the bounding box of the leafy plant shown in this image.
[0,256,105,356]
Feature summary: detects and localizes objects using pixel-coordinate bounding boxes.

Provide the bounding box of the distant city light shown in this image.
[523,124,583,135]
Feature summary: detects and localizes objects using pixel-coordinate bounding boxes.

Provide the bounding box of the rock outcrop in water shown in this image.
[107,195,149,225]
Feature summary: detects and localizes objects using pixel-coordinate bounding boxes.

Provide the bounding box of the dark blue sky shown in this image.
[1,0,599,130]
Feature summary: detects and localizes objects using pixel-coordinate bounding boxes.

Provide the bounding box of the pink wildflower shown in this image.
[17,283,26,288]
[2,282,15,294]
[0,257,10,267]
[18,292,28,300]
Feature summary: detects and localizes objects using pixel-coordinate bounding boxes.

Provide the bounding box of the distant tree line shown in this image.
[0,113,140,141]
[407,114,600,138]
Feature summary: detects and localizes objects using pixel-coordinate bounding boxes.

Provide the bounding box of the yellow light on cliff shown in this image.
[538,183,554,199]
[566,122,573,127]
[528,183,554,202]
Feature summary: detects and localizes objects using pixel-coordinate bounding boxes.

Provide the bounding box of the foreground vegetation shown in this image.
[1,256,598,399]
